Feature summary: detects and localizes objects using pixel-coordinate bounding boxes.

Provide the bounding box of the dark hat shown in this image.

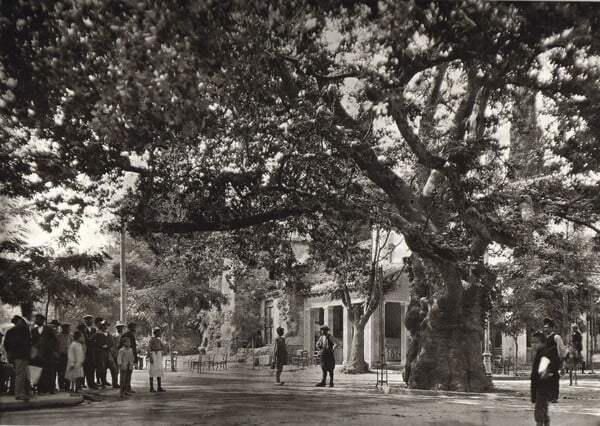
[116,322,126,329]
[320,324,330,331]
[83,314,93,319]
[49,319,61,326]
[94,317,103,324]
[60,323,71,328]
[34,313,46,320]
[11,315,25,324]
[276,326,284,333]
[543,318,555,327]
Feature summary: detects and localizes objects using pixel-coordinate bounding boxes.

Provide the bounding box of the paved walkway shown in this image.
[0,365,598,425]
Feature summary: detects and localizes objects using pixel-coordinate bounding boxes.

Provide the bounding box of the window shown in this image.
[265,301,274,345]
[385,303,402,339]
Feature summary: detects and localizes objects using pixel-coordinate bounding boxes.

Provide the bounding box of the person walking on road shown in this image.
[271,326,287,386]
[3,315,31,401]
[542,318,565,403]
[148,327,166,393]
[531,331,555,426]
[315,325,338,388]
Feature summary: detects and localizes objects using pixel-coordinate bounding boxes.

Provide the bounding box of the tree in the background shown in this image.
[3,1,600,391]
[307,211,404,373]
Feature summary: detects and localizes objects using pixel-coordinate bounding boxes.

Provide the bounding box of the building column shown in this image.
[325,306,335,331]
[304,308,316,354]
[342,307,353,364]
[482,319,492,376]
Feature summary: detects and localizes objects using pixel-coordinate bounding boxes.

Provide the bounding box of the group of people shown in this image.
[530,317,576,426]
[271,324,339,388]
[1,312,167,401]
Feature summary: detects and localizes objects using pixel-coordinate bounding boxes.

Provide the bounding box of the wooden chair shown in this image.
[292,350,309,368]
[216,353,228,370]
[164,351,179,371]
[190,354,203,373]
[203,353,215,370]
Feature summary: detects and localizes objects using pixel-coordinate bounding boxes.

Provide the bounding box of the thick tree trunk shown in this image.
[343,319,369,374]
[404,255,492,392]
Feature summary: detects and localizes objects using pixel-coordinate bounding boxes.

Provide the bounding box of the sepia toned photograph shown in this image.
[0,1,599,425]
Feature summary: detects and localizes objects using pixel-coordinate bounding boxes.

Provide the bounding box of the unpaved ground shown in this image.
[1,365,598,425]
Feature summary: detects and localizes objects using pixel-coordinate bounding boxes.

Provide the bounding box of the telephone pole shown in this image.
[120,221,127,323]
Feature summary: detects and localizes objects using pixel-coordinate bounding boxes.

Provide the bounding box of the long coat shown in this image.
[3,323,32,361]
[30,325,57,367]
[65,341,85,381]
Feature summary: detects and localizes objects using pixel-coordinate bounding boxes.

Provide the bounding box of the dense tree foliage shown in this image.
[2,1,600,390]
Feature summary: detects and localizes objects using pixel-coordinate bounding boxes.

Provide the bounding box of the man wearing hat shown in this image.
[315,325,339,387]
[30,313,57,394]
[119,323,138,392]
[110,322,126,389]
[3,315,32,401]
[93,320,112,388]
[543,318,566,403]
[56,323,73,392]
[82,314,98,389]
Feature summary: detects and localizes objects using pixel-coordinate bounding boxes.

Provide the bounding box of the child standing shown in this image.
[65,331,85,394]
[531,331,554,426]
[271,327,287,386]
[117,337,135,398]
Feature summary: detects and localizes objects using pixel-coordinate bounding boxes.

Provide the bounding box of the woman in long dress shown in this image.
[148,327,165,392]
[65,330,85,393]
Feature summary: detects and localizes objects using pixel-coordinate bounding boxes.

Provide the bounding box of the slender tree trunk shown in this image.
[514,337,519,376]
[404,255,492,392]
[45,291,51,323]
[166,304,175,372]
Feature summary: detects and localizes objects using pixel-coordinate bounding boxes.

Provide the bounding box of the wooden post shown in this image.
[120,223,127,323]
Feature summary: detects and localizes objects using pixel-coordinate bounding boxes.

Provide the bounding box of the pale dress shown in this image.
[148,337,164,378]
[65,341,85,381]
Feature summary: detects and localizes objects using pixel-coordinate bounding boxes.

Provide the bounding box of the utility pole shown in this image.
[120,221,127,323]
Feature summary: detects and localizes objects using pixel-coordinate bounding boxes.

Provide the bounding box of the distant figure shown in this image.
[82,314,97,389]
[65,331,85,393]
[119,323,137,393]
[542,318,565,403]
[56,323,73,392]
[531,331,555,426]
[30,313,57,394]
[315,325,338,388]
[94,320,112,389]
[571,325,583,357]
[117,337,135,399]
[4,315,32,401]
[148,327,166,393]
[0,331,15,395]
[271,327,287,386]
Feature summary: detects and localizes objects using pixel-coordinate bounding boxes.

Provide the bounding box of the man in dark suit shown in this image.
[4,315,32,401]
[30,313,57,394]
[119,323,138,392]
[82,314,98,389]
[93,320,112,388]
